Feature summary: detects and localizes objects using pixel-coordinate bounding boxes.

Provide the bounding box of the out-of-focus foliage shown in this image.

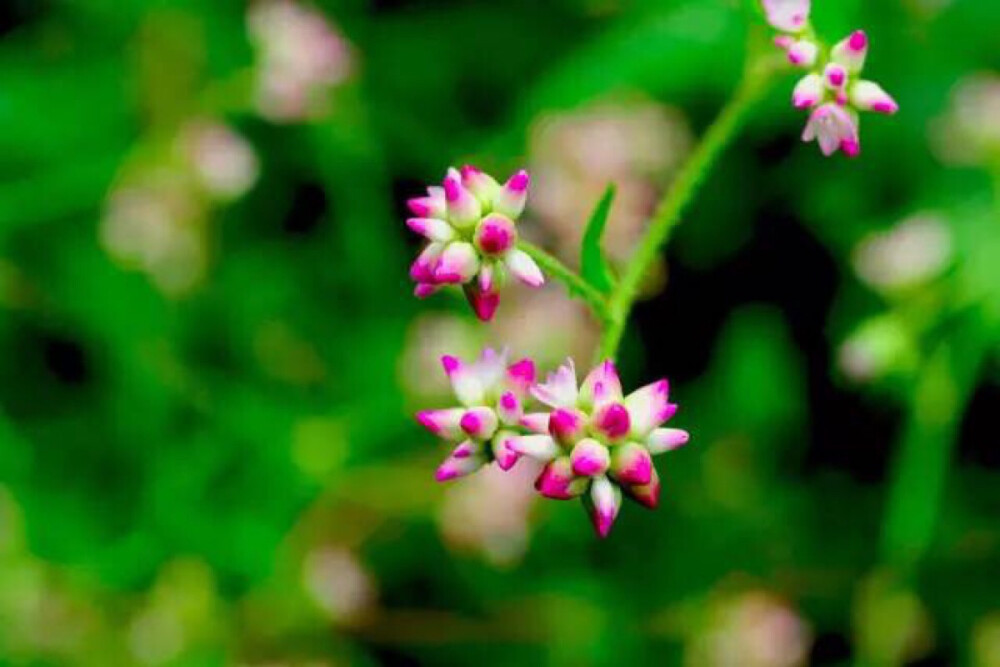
[0,0,998,665]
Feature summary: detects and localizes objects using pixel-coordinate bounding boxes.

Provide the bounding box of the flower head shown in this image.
[407,166,544,321]
[795,30,897,157]
[507,359,690,538]
[418,349,538,481]
[784,28,898,157]
[762,0,899,158]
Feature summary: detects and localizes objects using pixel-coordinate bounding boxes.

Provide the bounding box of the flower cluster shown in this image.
[418,350,690,538]
[406,167,545,321]
[763,0,898,157]
[418,348,537,478]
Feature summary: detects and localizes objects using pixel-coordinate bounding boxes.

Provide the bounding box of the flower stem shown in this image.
[879,312,993,576]
[518,241,611,322]
[596,55,778,362]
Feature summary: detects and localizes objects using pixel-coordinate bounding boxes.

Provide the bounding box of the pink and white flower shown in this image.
[801,103,861,157]
[418,349,538,481]
[792,29,897,157]
[762,1,899,158]
[762,0,811,34]
[406,166,544,321]
[764,0,818,69]
[786,28,898,157]
[506,359,690,538]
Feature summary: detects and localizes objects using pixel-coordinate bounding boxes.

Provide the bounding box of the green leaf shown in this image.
[580,184,617,293]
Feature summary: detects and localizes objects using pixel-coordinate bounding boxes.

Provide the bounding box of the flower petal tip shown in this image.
[441,355,460,375]
[848,29,867,52]
[434,455,481,482]
[463,284,500,321]
[507,170,530,193]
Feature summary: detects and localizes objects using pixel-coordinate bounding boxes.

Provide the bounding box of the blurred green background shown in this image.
[1,0,1000,665]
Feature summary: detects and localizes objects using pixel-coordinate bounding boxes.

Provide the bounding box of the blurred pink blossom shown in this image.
[100,169,208,296]
[687,591,812,667]
[852,214,953,291]
[302,547,376,623]
[932,72,1000,165]
[527,100,692,264]
[178,121,260,200]
[438,458,543,567]
[248,0,353,122]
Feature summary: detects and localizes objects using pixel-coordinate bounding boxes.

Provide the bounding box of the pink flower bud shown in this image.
[579,359,623,409]
[413,282,440,299]
[535,457,588,499]
[570,438,611,477]
[416,408,465,440]
[493,170,529,219]
[507,434,560,462]
[496,391,523,426]
[451,440,482,459]
[506,359,536,396]
[610,442,653,485]
[786,39,818,68]
[491,430,521,471]
[623,379,672,438]
[519,412,551,434]
[441,354,485,406]
[762,0,810,34]
[592,403,631,441]
[460,407,499,440]
[792,73,824,110]
[587,475,622,538]
[841,136,861,158]
[406,217,455,243]
[409,242,444,283]
[646,428,690,454]
[503,248,545,287]
[459,283,499,322]
[477,262,495,293]
[434,241,479,284]
[832,30,868,74]
[624,466,661,509]
[460,164,499,204]
[548,407,588,446]
[850,80,898,115]
[407,186,446,219]
[443,169,482,228]
[435,451,485,482]
[824,63,848,90]
[474,214,517,256]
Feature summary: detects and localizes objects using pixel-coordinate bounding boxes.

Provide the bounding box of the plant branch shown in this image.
[518,241,611,322]
[595,54,780,362]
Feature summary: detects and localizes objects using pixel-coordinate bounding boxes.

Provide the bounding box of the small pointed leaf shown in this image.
[580,184,616,293]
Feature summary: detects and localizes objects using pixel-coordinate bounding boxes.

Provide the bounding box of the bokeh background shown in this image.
[1,0,999,664]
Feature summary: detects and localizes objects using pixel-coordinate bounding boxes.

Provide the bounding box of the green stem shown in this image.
[518,241,611,322]
[879,312,992,575]
[596,56,777,362]
[992,165,1000,212]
